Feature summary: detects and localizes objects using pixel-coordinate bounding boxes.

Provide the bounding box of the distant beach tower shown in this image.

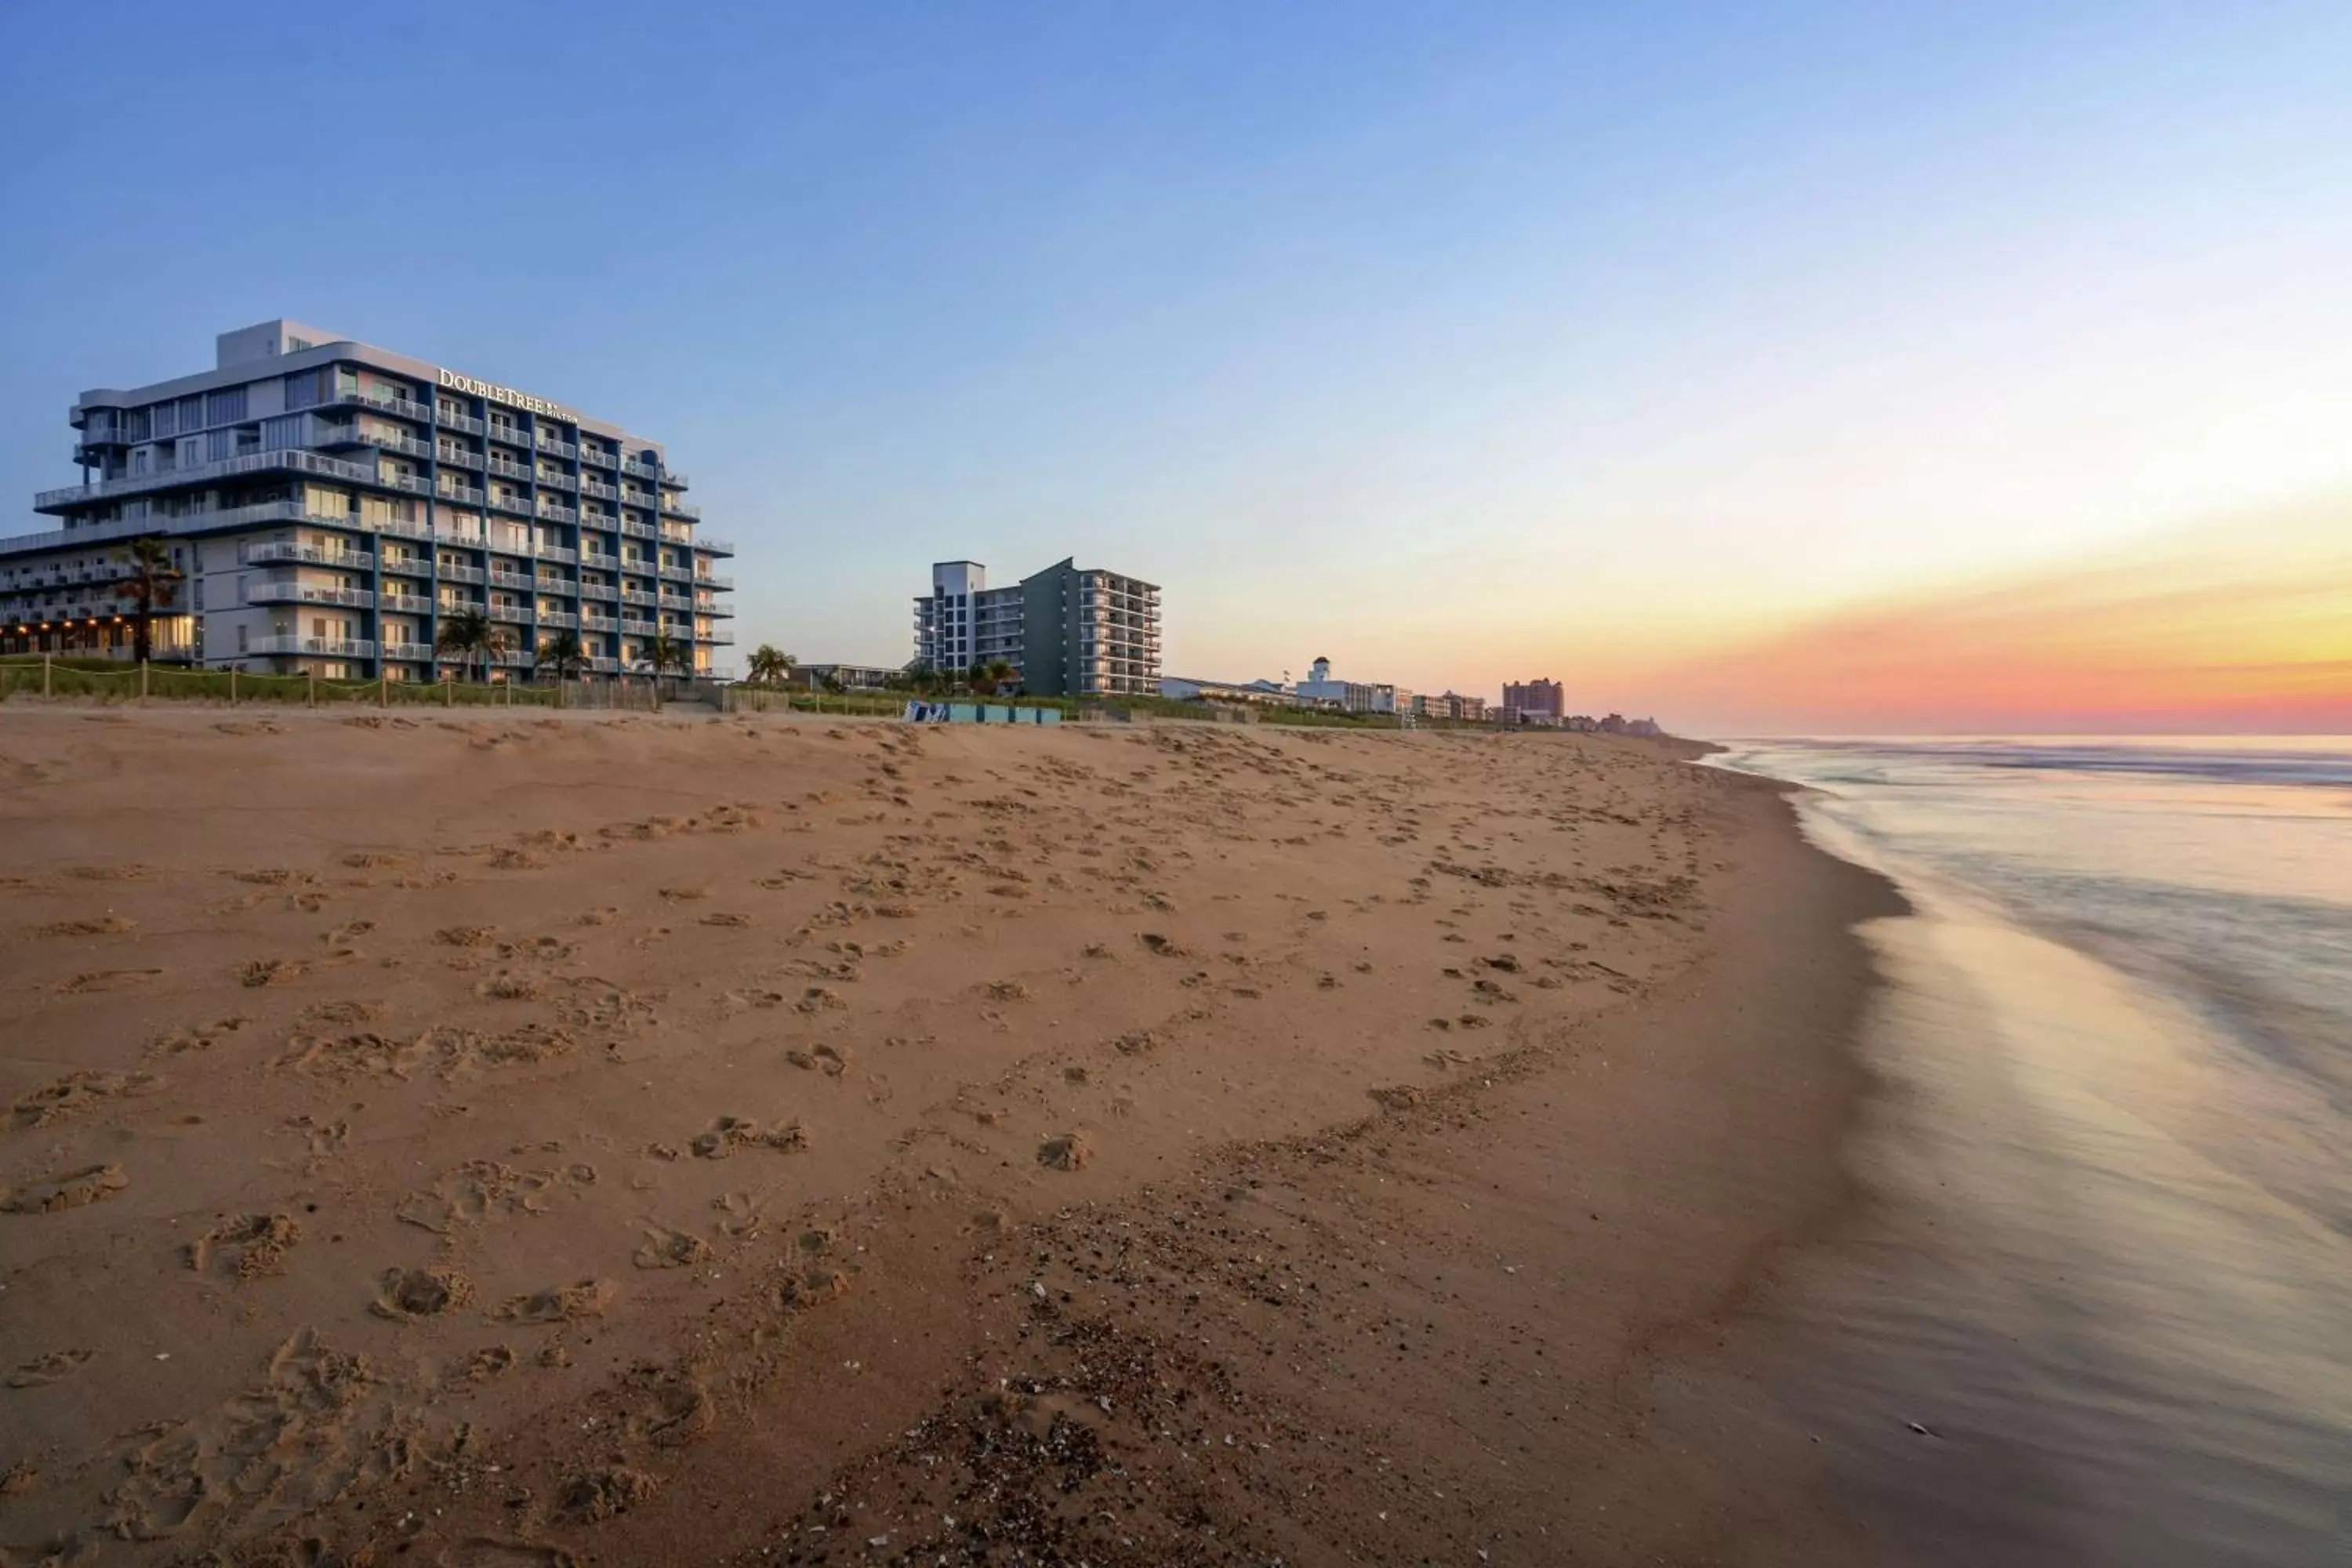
[1309,656,1332,683]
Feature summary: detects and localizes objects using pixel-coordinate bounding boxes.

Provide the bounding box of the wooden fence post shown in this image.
[307,671,317,707]
[140,659,150,701]
[43,653,52,698]
[445,674,453,707]
[379,673,388,707]
[229,667,238,703]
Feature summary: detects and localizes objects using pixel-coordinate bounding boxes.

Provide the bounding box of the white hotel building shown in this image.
[2,318,733,679]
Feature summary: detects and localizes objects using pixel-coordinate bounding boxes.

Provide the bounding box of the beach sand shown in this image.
[0,708,1894,1565]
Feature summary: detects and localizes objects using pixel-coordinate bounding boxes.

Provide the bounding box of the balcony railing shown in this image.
[695,534,735,556]
[488,571,536,590]
[619,520,656,539]
[536,544,577,564]
[578,583,618,601]
[621,618,658,635]
[583,614,621,632]
[579,513,616,532]
[620,589,658,607]
[621,459,659,480]
[536,472,578,492]
[435,447,485,470]
[247,583,375,608]
[538,610,579,628]
[538,437,578,460]
[486,424,531,448]
[489,602,532,623]
[437,409,486,435]
[381,593,434,615]
[579,479,618,501]
[660,498,701,520]
[486,458,533,481]
[357,430,436,461]
[324,391,434,423]
[658,593,695,611]
[434,563,486,584]
[579,445,617,468]
[535,503,578,524]
[579,550,620,568]
[246,542,374,568]
[490,494,532,515]
[35,447,379,513]
[437,483,487,506]
[695,572,735,590]
[247,635,376,657]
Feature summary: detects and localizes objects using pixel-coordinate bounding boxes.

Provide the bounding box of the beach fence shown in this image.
[0,655,678,711]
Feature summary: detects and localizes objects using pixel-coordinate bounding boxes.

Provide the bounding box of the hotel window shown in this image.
[178,395,204,430]
[206,387,247,424]
[151,401,178,439]
[285,371,322,411]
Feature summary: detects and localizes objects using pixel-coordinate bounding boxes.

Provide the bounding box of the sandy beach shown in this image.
[0,708,1895,1566]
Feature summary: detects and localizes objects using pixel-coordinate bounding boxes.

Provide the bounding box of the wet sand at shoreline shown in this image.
[0,708,1895,1564]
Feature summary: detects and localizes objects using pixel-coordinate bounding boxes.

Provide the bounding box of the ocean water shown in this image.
[1711,738,2352,1567]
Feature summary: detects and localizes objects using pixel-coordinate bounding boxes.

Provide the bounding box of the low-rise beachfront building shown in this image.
[913,557,1160,697]
[1414,691,1488,723]
[3,318,734,680]
[1294,656,1389,713]
[792,662,905,691]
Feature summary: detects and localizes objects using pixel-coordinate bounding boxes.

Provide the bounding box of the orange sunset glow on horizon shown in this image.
[1641,499,2352,737]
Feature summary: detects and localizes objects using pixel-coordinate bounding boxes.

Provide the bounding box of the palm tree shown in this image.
[746,644,796,686]
[119,537,184,665]
[641,628,690,698]
[434,607,507,684]
[539,628,586,684]
[972,656,1017,697]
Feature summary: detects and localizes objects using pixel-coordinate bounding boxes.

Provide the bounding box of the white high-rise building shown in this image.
[2,319,735,680]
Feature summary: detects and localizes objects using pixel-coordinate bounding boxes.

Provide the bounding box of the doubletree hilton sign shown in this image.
[437,367,568,420]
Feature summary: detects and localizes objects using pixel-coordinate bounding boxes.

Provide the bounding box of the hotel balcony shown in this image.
[621,618,658,636]
[619,519,656,539]
[659,562,692,581]
[437,409,486,436]
[246,583,375,608]
[579,479,618,501]
[486,457,534,481]
[434,563,486,584]
[382,592,434,615]
[579,445,617,469]
[536,544,578,564]
[539,437,578,460]
[659,470,689,489]
[620,589,658,608]
[355,430,437,461]
[488,569,536,591]
[249,635,376,658]
[438,483,487,506]
[659,498,701,520]
[35,448,380,513]
[583,614,621,633]
[246,542,374,568]
[696,572,735,590]
[490,494,533,516]
[657,592,695,611]
[434,446,485,470]
[621,459,659,481]
[536,503,578,524]
[323,390,435,423]
[486,424,532,450]
[489,603,532,623]
[538,610,579,629]
[579,583,618,601]
[694,534,735,557]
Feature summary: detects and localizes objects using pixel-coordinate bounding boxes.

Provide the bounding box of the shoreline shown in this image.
[0,710,1901,1563]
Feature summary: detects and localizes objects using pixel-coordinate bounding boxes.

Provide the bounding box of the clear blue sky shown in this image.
[4,2,2349,713]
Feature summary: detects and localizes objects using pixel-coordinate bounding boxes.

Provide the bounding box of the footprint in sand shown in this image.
[2,1164,129,1214]
[370,1265,474,1319]
[238,957,309,988]
[10,1069,161,1129]
[38,915,136,937]
[1036,1133,1093,1171]
[492,1279,615,1324]
[186,1214,303,1279]
[7,1348,95,1388]
[633,1225,713,1269]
